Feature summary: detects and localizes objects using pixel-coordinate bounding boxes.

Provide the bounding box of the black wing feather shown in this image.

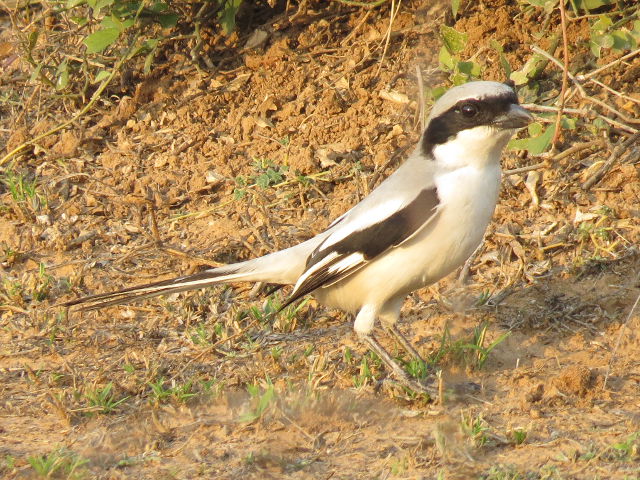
[280,187,440,309]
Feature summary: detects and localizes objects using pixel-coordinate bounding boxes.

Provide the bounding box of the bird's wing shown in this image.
[281,186,440,308]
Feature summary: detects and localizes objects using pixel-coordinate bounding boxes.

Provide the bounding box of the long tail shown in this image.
[61,265,273,311]
[61,238,322,311]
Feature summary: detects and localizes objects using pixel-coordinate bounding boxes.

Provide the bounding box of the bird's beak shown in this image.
[493,104,534,129]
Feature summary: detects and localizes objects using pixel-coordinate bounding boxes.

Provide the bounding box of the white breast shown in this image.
[314,162,501,312]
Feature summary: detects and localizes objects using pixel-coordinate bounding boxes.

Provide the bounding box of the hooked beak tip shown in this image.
[500,104,533,129]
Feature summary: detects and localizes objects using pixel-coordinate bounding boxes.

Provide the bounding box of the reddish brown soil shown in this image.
[1,0,640,478]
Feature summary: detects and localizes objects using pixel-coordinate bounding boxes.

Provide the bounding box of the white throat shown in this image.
[431,126,513,170]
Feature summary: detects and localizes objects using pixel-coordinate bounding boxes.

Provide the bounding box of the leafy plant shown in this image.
[404,356,429,381]
[426,322,509,370]
[2,278,24,304]
[234,158,289,199]
[506,1,640,156]
[14,0,246,108]
[509,428,528,445]
[239,382,276,422]
[469,322,510,369]
[27,448,88,479]
[2,455,16,475]
[437,26,482,87]
[32,263,53,302]
[148,377,198,404]
[81,0,178,54]
[352,351,380,388]
[235,293,309,333]
[482,464,525,480]
[83,382,129,414]
[589,14,640,58]
[1,170,46,212]
[190,321,213,345]
[575,205,620,260]
[461,410,490,447]
[509,34,560,86]
[610,431,639,461]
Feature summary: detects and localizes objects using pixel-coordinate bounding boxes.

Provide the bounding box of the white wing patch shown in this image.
[320,198,408,251]
[289,251,365,300]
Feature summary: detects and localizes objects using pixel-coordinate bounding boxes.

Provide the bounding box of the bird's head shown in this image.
[422,81,533,165]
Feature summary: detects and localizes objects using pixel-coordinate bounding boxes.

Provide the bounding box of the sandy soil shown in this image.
[1,0,639,478]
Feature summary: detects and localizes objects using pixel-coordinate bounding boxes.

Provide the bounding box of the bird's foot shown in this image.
[362,333,437,400]
[376,376,436,400]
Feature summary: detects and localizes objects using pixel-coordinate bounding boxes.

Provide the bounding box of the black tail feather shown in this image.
[61,267,241,311]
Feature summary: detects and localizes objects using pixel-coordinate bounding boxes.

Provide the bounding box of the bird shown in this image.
[63,80,533,395]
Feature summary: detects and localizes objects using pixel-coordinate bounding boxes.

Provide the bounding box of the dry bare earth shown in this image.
[1,0,640,478]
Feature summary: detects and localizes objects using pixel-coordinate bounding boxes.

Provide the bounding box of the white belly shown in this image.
[314,164,501,312]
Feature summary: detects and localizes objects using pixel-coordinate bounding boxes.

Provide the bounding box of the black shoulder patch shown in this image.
[279,188,440,310]
[308,187,440,269]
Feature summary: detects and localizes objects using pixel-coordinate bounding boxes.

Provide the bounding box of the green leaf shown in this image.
[593,117,608,131]
[527,122,543,136]
[256,174,270,189]
[524,0,556,13]
[71,16,88,26]
[490,40,512,78]
[148,1,169,12]
[440,25,467,54]
[561,116,577,130]
[102,14,134,32]
[508,123,555,154]
[29,62,43,84]
[451,72,469,86]
[143,39,159,73]
[84,28,120,53]
[451,0,461,18]
[611,30,636,52]
[509,54,543,85]
[458,60,481,78]
[88,0,114,15]
[158,12,178,28]
[55,60,69,91]
[590,32,614,56]
[27,30,39,51]
[591,15,612,33]
[573,0,613,13]
[94,69,111,83]
[144,38,159,50]
[593,33,614,48]
[425,86,447,102]
[66,0,86,7]
[219,0,243,35]
[438,46,455,70]
[631,21,640,43]
[509,70,529,86]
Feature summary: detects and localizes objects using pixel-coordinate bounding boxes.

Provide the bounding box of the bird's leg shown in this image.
[378,301,426,363]
[360,333,435,396]
[384,323,425,363]
[356,305,434,396]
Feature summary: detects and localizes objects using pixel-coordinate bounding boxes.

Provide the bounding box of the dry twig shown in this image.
[576,46,640,81]
[375,0,401,77]
[581,132,640,190]
[531,46,640,133]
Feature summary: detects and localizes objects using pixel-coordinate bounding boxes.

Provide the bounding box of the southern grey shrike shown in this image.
[64,80,533,394]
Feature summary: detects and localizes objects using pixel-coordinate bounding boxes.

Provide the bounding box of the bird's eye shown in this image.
[460,103,479,117]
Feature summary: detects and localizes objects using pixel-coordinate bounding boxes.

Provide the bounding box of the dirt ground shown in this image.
[1,0,640,478]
